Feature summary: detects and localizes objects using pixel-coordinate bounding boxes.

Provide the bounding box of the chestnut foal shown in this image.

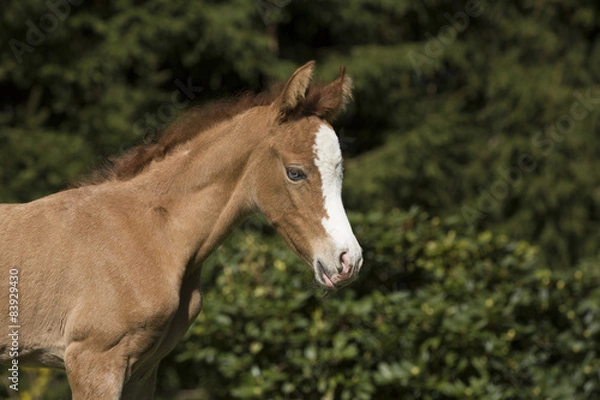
[0,61,362,399]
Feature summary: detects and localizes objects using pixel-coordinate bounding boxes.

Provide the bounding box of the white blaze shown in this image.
[313,124,360,257]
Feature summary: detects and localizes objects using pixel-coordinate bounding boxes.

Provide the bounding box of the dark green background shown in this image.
[1,0,599,398]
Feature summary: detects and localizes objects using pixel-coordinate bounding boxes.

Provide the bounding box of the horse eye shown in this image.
[286,167,306,181]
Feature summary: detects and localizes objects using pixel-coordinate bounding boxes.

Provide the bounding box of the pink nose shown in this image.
[340,252,352,275]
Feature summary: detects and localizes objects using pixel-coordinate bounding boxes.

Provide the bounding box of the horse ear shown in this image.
[314,66,353,122]
[274,61,316,118]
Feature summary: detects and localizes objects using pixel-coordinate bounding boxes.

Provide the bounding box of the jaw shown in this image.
[272,223,361,290]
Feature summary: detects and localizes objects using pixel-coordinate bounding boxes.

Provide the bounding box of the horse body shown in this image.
[0,62,363,399]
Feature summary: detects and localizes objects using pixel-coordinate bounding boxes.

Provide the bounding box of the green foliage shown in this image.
[336,1,600,268]
[157,209,600,399]
[1,0,599,398]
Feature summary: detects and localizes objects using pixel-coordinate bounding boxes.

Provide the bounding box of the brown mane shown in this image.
[78,75,350,186]
[78,88,277,186]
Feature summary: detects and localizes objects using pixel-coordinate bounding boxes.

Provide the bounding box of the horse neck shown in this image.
[124,109,268,271]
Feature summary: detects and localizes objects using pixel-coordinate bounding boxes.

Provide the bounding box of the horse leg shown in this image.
[64,342,129,400]
[121,364,159,400]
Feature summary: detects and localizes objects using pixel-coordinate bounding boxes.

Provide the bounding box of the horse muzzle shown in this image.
[315,249,363,289]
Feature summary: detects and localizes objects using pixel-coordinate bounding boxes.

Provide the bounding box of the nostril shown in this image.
[339,252,350,274]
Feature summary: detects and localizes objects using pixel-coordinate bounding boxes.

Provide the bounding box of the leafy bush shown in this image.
[156,208,600,399]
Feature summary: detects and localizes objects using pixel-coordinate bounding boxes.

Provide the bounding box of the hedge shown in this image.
[4,208,599,399]
[151,208,600,399]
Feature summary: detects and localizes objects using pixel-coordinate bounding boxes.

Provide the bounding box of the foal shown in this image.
[0,61,362,399]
